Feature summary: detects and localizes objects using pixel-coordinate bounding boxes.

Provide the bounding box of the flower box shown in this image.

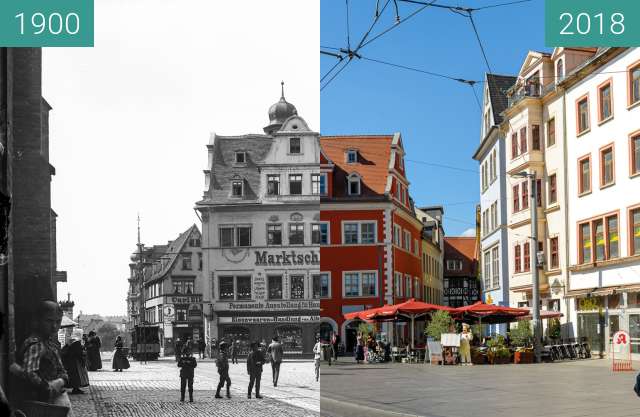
[514,350,533,364]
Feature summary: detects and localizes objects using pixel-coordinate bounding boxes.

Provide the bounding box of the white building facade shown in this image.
[563,47,640,355]
[196,90,320,356]
[473,74,516,335]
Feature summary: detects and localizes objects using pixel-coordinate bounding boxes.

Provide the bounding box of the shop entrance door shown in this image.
[345,320,361,353]
[578,312,605,354]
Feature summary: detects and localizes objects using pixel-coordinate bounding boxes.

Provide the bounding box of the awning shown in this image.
[60,315,77,328]
[517,308,563,321]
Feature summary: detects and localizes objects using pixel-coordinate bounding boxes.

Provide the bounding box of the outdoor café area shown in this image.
[340,299,589,365]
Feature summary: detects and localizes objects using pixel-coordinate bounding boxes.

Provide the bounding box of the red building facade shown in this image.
[319,134,424,351]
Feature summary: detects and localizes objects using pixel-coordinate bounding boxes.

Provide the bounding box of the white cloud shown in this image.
[460,228,476,237]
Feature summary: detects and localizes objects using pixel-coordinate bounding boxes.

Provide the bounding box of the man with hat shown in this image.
[246,341,265,399]
[214,341,231,399]
[267,336,284,387]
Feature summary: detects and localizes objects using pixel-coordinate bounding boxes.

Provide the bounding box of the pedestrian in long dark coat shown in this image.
[197,338,206,359]
[112,335,130,371]
[174,338,183,362]
[215,341,231,399]
[62,337,89,394]
[85,331,102,371]
[246,341,265,399]
[230,340,238,364]
[178,347,197,402]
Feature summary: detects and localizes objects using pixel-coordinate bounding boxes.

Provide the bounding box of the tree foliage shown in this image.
[96,322,120,349]
[425,310,453,341]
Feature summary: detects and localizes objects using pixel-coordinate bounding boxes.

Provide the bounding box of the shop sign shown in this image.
[219,315,320,324]
[214,300,320,312]
[164,325,173,339]
[577,296,604,311]
[163,304,175,321]
[612,330,630,353]
[254,250,319,266]
[443,287,479,297]
[165,294,202,304]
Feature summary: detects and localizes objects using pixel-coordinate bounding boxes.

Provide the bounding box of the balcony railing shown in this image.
[508,82,542,108]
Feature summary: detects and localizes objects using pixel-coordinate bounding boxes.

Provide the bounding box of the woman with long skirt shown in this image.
[86,331,103,371]
[62,336,90,394]
[112,335,130,372]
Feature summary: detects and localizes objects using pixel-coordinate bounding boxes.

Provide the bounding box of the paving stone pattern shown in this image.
[320,357,640,417]
[69,356,319,417]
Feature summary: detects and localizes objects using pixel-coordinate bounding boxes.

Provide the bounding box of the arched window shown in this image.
[556,59,564,82]
[347,173,361,196]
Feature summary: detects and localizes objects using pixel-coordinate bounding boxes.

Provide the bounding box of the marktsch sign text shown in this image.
[254,250,319,266]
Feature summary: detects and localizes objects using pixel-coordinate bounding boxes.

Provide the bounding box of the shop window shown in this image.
[267,224,282,246]
[290,275,305,299]
[268,275,283,299]
[237,276,252,300]
[276,325,303,353]
[223,327,250,356]
[219,276,234,300]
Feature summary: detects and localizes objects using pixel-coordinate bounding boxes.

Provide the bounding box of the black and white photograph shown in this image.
[1,1,319,416]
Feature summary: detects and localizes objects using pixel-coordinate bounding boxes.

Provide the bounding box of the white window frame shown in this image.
[346,149,358,163]
[341,221,377,244]
[347,173,361,196]
[312,222,330,245]
[319,173,328,196]
[342,270,378,298]
[311,173,321,195]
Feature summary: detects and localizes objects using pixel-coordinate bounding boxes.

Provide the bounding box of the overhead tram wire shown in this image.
[346,0,352,50]
[398,0,534,12]
[358,0,438,50]
[321,58,352,91]
[359,55,480,85]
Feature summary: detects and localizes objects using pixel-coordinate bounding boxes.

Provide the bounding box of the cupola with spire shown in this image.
[264,81,297,134]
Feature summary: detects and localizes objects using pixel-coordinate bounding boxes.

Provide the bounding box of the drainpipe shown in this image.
[561,88,572,339]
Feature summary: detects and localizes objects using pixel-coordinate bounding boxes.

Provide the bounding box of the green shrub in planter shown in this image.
[509,320,532,348]
[425,310,453,341]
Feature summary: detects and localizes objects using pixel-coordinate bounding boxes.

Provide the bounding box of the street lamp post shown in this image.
[512,171,541,363]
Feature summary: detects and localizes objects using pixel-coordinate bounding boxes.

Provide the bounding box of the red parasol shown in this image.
[453,301,529,324]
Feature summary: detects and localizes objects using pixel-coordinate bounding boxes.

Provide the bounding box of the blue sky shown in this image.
[321,0,546,235]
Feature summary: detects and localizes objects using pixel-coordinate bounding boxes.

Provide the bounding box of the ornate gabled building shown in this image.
[196,86,320,356]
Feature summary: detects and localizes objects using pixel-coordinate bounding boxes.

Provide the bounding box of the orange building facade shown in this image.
[319,134,424,352]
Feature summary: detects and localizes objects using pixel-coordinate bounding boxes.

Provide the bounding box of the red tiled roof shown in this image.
[320,135,393,197]
[444,236,478,276]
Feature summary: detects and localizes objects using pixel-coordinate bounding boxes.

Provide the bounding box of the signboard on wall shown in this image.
[214,300,320,312]
[165,295,202,304]
[218,315,320,324]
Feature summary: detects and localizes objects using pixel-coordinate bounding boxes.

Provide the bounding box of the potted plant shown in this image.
[425,310,453,341]
[509,320,533,364]
[486,335,511,364]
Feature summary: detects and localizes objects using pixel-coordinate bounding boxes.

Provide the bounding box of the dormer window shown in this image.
[235,151,246,164]
[289,137,301,154]
[347,173,361,195]
[556,59,564,82]
[347,149,358,163]
[231,177,244,197]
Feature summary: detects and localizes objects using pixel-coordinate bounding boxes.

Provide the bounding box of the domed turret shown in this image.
[264,82,297,134]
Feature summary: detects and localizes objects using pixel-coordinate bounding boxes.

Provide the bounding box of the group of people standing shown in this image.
[175,335,285,402]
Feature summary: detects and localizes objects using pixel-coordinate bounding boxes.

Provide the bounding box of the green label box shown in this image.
[545,0,640,47]
[0,0,94,47]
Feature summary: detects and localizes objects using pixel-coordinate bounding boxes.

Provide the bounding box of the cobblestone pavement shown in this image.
[320,357,639,417]
[70,354,319,417]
